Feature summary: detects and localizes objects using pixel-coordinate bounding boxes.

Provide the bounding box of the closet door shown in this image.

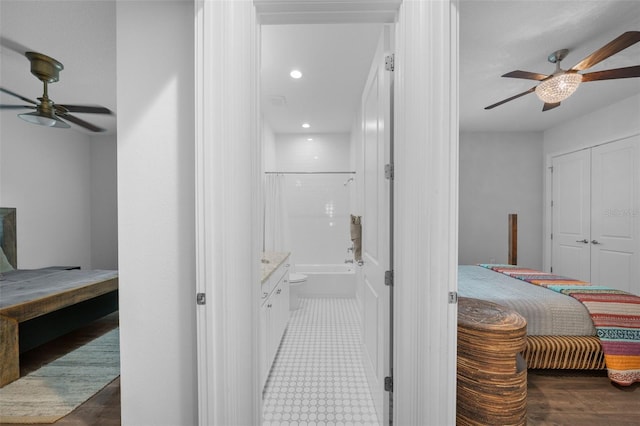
[551,149,591,282]
[590,136,640,294]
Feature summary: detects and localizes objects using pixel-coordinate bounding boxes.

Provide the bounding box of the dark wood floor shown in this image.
[2,316,638,425]
[527,369,640,425]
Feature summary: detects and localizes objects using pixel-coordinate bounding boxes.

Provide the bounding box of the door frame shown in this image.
[194,1,460,424]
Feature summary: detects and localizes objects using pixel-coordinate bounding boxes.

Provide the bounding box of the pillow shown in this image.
[0,245,14,273]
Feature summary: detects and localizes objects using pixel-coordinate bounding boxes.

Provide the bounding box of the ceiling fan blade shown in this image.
[484,87,536,110]
[581,65,640,82]
[502,70,549,81]
[542,102,561,112]
[57,104,112,114]
[570,31,640,71]
[0,104,35,110]
[0,87,37,105]
[56,112,105,132]
[0,36,30,55]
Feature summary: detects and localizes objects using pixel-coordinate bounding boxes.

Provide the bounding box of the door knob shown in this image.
[591,240,601,245]
[576,239,589,244]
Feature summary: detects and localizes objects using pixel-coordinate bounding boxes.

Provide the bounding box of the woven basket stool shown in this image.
[457,297,528,426]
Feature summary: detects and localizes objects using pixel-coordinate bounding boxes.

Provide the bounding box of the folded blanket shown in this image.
[480,264,640,386]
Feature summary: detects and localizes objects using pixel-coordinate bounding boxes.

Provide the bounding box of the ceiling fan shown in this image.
[0,51,112,132]
[485,31,640,112]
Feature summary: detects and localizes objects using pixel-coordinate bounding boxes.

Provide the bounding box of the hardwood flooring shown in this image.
[2,313,638,425]
[527,369,640,425]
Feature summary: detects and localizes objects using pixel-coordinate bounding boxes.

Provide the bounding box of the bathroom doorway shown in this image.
[194,2,459,424]
[260,21,394,424]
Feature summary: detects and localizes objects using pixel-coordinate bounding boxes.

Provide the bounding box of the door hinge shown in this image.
[551,233,553,240]
[385,54,394,72]
[549,166,554,173]
[384,376,393,392]
[550,266,553,273]
[385,163,394,180]
[551,200,554,207]
[448,291,458,304]
[385,270,394,287]
[196,293,206,305]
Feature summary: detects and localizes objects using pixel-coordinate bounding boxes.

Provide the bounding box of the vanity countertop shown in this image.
[261,251,290,283]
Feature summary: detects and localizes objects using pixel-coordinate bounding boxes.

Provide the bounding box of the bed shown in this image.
[0,208,119,387]
[458,264,640,386]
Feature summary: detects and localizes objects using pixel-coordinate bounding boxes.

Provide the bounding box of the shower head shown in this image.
[343,177,354,186]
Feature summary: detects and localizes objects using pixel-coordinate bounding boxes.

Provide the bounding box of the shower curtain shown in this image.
[263,174,291,253]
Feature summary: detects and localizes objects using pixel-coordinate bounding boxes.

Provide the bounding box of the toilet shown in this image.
[288,273,307,310]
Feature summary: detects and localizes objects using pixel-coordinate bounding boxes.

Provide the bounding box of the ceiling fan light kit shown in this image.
[0,50,112,132]
[485,31,640,112]
[18,111,70,128]
[535,72,583,103]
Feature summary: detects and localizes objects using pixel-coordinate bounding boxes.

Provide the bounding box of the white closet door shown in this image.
[590,136,640,294]
[551,149,591,282]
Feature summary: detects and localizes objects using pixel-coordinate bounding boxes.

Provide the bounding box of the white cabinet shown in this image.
[260,259,290,388]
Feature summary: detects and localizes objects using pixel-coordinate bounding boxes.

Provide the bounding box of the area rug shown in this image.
[0,328,119,424]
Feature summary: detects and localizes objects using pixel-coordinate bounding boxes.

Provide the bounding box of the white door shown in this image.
[361,26,393,425]
[591,136,640,294]
[551,149,591,281]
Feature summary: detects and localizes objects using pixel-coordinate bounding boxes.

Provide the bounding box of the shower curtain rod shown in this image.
[264,171,355,174]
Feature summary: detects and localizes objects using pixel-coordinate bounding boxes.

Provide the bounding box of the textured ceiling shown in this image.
[1,1,638,137]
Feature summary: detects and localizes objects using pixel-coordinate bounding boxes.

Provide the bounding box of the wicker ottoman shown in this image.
[457,297,528,425]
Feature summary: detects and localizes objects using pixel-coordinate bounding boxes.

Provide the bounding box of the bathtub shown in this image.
[293,264,356,298]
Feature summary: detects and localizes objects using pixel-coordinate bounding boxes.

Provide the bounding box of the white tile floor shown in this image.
[262,298,380,426]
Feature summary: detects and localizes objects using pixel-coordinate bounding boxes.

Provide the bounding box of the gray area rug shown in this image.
[0,328,119,424]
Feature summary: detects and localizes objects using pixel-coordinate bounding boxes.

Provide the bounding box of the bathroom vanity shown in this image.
[260,252,290,388]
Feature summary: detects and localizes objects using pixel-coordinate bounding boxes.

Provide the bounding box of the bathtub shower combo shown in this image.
[266,172,357,303]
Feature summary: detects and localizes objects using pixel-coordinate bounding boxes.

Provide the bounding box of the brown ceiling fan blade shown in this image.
[485,87,536,110]
[581,65,640,82]
[57,104,112,114]
[570,31,640,71]
[0,104,35,110]
[542,102,561,112]
[502,70,549,81]
[57,113,105,132]
[0,87,37,105]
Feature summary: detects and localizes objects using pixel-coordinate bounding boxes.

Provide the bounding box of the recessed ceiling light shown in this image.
[302,123,310,129]
[307,138,313,141]
[290,70,302,79]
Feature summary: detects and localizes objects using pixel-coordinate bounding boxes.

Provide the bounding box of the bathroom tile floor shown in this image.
[262,298,380,426]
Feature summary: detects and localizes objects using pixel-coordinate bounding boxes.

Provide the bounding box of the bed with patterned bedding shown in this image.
[458,265,640,386]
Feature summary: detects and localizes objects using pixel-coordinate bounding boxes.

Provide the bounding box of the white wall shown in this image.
[271,132,351,172]
[459,131,543,269]
[262,119,276,171]
[0,112,93,269]
[544,94,640,156]
[0,1,117,272]
[90,134,118,269]
[116,1,196,425]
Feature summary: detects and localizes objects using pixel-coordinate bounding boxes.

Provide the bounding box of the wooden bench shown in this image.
[0,268,118,386]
